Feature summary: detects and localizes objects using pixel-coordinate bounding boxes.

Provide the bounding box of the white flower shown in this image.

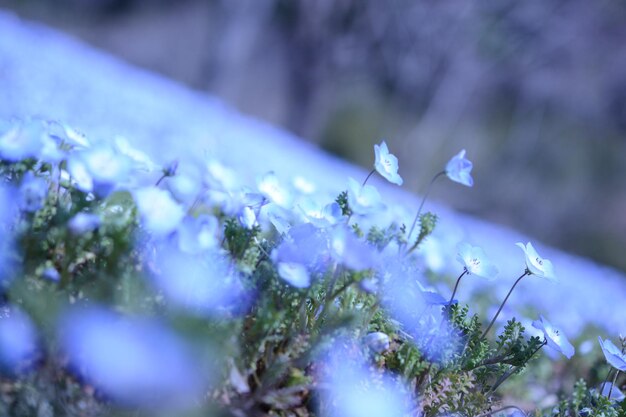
[297,197,342,228]
[445,149,473,187]
[374,141,403,186]
[277,262,310,288]
[456,242,498,280]
[363,332,390,353]
[516,242,556,281]
[532,316,574,359]
[134,187,185,237]
[258,172,291,208]
[347,177,383,215]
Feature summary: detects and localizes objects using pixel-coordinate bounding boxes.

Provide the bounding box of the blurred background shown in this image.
[2,0,626,273]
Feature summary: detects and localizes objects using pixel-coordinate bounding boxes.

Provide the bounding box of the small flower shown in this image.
[532,316,574,359]
[297,197,342,228]
[456,242,498,280]
[277,262,310,288]
[374,141,403,186]
[445,149,473,187]
[516,242,556,281]
[347,177,383,215]
[363,332,390,353]
[598,337,626,371]
[68,213,101,235]
[134,187,185,237]
[258,172,291,208]
[18,173,48,212]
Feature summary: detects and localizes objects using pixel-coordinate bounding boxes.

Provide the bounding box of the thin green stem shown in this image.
[601,368,613,395]
[480,270,530,340]
[609,369,620,399]
[406,171,446,244]
[447,269,468,306]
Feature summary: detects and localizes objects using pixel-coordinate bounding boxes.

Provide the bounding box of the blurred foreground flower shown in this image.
[18,172,47,212]
[347,177,382,215]
[318,340,413,417]
[598,337,626,371]
[516,242,556,281]
[151,244,249,316]
[445,149,473,187]
[0,307,38,373]
[374,140,403,186]
[532,316,575,359]
[134,187,185,237]
[59,306,206,409]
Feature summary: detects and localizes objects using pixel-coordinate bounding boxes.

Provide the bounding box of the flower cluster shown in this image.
[0,119,621,417]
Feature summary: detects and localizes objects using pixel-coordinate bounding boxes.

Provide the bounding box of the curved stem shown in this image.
[476,405,528,417]
[155,173,168,186]
[481,270,530,340]
[362,169,376,186]
[406,171,446,243]
[609,369,621,400]
[448,269,468,306]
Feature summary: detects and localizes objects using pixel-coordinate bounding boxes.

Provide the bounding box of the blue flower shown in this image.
[277,262,310,288]
[319,339,414,417]
[0,307,38,373]
[68,143,132,196]
[59,306,206,409]
[598,382,625,401]
[68,213,101,235]
[456,242,499,280]
[151,244,248,316]
[134,187,185,237]
[258,171,292,208]
[0,119,44,162]
[176,214,219,254]
[272,223,330,271]
[516,242,556,281]
[374,141,403,186]
[445,149,474,187]
[331,227,379,271]
[532,316,574,359]
[297,197,342,228]
[363,332,390,353]
[598,337,626,371]
[347,177,383,215]
[18,172,48,212]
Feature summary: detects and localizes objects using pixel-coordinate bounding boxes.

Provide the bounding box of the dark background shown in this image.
[3,0,626,272]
